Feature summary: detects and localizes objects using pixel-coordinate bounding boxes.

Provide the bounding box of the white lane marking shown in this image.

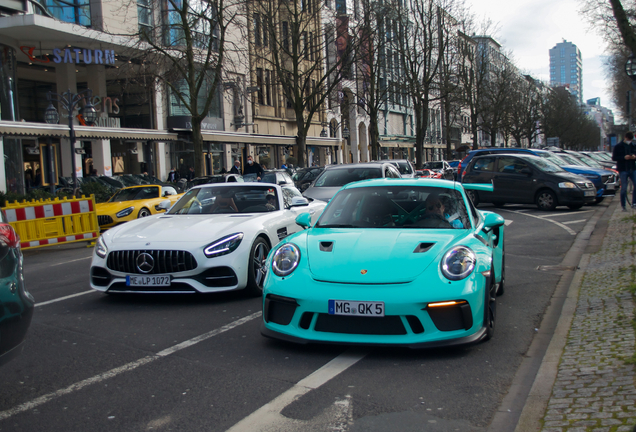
[497,209,576,235]
[0,312,262,421]
[49,256,93,267]
[504,219,513,226]
[562,219,587,225]
[226,349,368,432]
[35,290,96,307]
[539,210,594,218]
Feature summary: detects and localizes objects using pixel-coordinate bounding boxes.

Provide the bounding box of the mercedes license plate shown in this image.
[584,190,595,197]
[126,275,171,287]
[328,300,384,317]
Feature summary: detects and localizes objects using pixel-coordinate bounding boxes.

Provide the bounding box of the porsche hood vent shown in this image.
[414,242,435,253]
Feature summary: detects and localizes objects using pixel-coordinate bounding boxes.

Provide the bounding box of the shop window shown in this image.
[169,79,221,118]
[42,0,91,26]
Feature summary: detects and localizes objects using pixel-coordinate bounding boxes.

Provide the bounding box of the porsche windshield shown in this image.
[168,186,280,214]
[314,168,382,187]
[316,186,470,229]
[109,187,160,202]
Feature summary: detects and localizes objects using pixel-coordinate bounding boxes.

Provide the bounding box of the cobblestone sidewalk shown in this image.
[540,206,636,432]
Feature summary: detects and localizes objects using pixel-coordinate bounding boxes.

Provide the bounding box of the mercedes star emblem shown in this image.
[136,252,155,273]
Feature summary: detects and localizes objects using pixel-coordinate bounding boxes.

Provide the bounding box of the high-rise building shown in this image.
[549,40,583,105]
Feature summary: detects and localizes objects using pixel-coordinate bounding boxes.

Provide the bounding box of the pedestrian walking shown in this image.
[612,131,636,211]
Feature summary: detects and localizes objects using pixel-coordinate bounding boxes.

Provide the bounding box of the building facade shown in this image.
[549,40,583,106]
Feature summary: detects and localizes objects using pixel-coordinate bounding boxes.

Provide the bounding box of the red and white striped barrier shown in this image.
[2,196,99,250]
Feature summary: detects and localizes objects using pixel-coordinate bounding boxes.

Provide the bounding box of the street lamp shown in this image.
[45,89,97,195]
[625,56,636,81]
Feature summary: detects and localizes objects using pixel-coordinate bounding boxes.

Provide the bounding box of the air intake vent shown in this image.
[413,243,435,253]
[319,241,334,252]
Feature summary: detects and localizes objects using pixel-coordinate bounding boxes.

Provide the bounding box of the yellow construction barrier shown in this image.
[2,195,99,250]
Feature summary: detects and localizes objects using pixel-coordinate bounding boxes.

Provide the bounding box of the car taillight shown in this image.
[0,223,20,249]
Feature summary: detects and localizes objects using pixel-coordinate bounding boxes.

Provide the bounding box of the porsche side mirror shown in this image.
[295,212,312,228]
[483,212,505,229]
[156,200,172,211]
[290,196,309,207]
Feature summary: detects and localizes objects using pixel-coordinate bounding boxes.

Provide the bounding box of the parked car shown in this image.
[422,160,454,180]
[458,148,617,204]
[415,169,441,178]
[303,162,402,202]
[96,184,183,230]
[0,212,34,366]
[244,169,295,186]
[380,159,416,178]
[185,174,243,191]
[457,148,536,182]
[543,150,618,203]
[90,183,327,296]
[261,178,505,348]
[448,160,461,180]
[292,167,325,192]
[462,153,596,210]
[580,151,616,170]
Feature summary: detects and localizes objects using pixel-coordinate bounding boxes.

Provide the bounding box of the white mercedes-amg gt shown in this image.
[89,183,326,296]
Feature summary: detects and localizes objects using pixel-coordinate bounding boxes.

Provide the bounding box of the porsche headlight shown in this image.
[441,246,476,281]
[272,243,301,277]
[204,233,243,258]
[116,206,134,218]
[95,236,108,259]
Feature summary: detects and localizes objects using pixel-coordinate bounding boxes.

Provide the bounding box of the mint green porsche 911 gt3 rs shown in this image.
[260,178,505,348]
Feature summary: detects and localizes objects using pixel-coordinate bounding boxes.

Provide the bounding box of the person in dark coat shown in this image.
[229,159,241,175]
[186,167,195,181]
[612,131,636,211]
[167,167,179,183]
[243,155,264,180]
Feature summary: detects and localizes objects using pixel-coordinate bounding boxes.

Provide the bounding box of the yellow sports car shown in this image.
[97,184,183,230]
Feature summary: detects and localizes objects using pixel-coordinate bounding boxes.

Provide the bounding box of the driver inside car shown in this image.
[419,194,463,228]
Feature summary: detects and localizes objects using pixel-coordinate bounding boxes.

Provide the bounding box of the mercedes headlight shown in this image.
[558,182,577,189]
[441,246,476,281]
[95,236,108,259]
[116,206,134,218]
[272,243,301,277]
[204,233,243,258]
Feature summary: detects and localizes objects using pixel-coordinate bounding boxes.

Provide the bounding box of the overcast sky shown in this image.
[466,0,615,112]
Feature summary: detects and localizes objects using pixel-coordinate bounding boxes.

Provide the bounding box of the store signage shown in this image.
[20,46,116,65]
[167,116,223,131]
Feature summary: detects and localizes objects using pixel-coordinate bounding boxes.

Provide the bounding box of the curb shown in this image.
[486,200,615,432]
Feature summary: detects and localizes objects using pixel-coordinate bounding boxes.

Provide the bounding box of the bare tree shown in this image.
[454,18,493,150]
[253,0,353,167]
[113,0,247,176]
[396,0,461,168]
[347,0,395,160]
[542,86,591,149]
[507,75,543,147]
[476,47,516,147]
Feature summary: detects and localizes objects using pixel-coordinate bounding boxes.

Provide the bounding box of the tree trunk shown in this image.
[369,111,380,160]
[191,120,204,177]
[296,133,307,168]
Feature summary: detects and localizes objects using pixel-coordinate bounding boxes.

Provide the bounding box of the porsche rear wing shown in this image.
[462,183,494,192]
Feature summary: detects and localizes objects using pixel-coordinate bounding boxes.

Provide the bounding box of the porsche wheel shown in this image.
[245,237,270,297]
[484,271,497,341]
[138,208,151,218]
